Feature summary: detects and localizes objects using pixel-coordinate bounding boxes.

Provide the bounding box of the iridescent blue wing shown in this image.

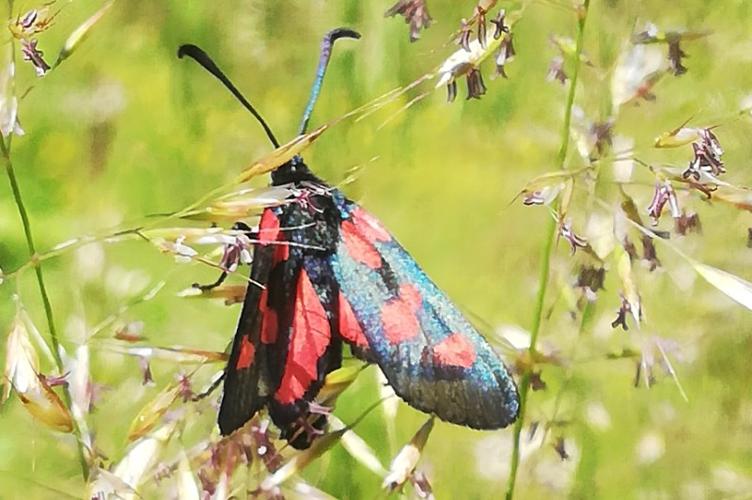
[330,194,519,429]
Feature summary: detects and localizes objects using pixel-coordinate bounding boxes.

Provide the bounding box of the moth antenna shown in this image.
[178,44,280,148]
[298,28,361,135]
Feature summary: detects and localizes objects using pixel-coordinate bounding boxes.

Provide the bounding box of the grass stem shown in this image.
[1,128,90,482]
[504,2,591,498]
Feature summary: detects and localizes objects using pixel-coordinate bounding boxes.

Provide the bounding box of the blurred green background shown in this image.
[1,0,752,498]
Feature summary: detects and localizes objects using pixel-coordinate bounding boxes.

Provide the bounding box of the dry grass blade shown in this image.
[608,196,752,313]
[711,185,752,212]
[3,312,73,432]
[141,226,244,245]
[330,416,387,477]
[383,416,434,491]
[55,0,115,66]
[690,261,752,311]
[16,374,74,433]
[611,43,666,108]
[616,245,642,327]
[316,365,364,405]
[86,469,137,500]
[513,167,590,206]
[259,430,346,492]
[177,283,248,305]
[286,480,338,500]
[177,449,201,500]
[3,314,39,403]
[17,305,55,366]
[66,345,91,416]
[89,421,177,499]
[236,125,328,183]
[654,339,689,402]
[127,383,181,442]
[184,186,293,222]
[65,344,94,452]
[0,48,23,137]
[654,122,699,148]
[106,343,228,365]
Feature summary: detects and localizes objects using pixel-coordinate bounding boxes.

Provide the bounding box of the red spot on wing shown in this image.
[381,284,422,344]
[258,209,280,245]
[273,243,290,263]
[268,214,289,263]
[338,292,368,348]
[431,333,477,369]
[274,269,331,404]
[400,284,422,310]
[235,335,256,370]
[341,220,382,269]
[259,289,278,344]
[352,207,391,243]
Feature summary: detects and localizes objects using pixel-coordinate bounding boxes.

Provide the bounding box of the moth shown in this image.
[179,28,519,449]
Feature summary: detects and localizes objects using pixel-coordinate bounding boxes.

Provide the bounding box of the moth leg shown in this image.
[293,415,327,441]
[192,221,255,291]
[232,221,253,233]
[307,401,333,416]
[192,371,226,402]
[192,271,228,292]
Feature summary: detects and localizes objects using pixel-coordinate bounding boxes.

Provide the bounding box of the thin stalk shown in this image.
[541,300,595,447]
[504,2,591,499]
[0,95,90,484]
[1,149,58,358]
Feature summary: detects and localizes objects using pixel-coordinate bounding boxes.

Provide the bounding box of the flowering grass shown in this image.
[1,0,752,498]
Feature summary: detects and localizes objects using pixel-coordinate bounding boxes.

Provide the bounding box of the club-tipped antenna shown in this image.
[178,44,280,148]
[298,28,361,135]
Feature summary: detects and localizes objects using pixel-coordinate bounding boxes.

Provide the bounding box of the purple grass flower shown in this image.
[21,39,50,77]
[386,0,433,42]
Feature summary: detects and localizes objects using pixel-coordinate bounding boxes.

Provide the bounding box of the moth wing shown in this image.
[331,199,519,429]
[218,210,286,435]
[265,198,343,448]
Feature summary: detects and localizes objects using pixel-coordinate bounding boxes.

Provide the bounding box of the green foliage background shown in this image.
[1,0,752,498]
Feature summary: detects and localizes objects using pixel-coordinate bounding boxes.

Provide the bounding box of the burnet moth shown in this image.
[179,27,519,449]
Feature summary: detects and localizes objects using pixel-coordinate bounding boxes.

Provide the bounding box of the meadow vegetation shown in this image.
[1,0,751,498]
